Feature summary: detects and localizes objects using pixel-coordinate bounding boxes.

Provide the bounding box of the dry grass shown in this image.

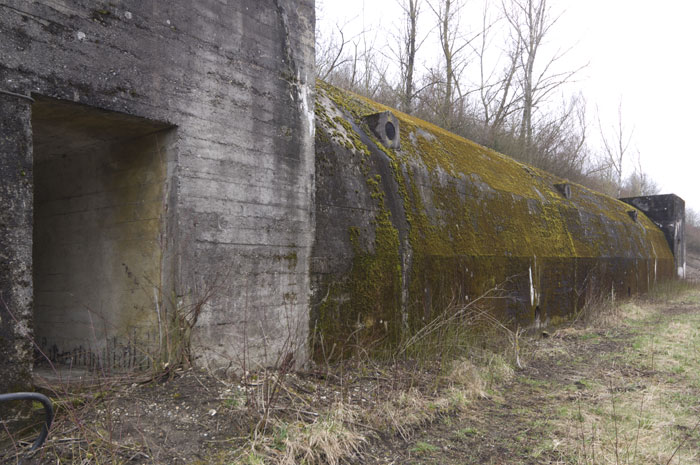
[13,282,700,464]
[228,280,700,465]
[217,286,526,464]
[547,282,700,464]
[368,388,440,441]
[570,288,624,328]
[248,403,366,465]
[444,359,488,395]
[224,345,517,464]
[3,319,520,465]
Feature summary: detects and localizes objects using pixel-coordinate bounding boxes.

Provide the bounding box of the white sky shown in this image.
[317,0,700,212]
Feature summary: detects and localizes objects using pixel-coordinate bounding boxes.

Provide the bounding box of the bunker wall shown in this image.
[0,0,315,390]
[621,194,686,278]
[0,94,34,392]
[311,82,675,355]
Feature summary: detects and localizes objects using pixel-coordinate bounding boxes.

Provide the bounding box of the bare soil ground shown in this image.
[2,283,700,464]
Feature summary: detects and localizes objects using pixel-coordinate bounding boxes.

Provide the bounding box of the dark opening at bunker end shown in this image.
[31,96,175,371]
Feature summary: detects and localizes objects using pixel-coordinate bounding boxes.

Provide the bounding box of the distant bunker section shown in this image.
[311,81,680,357]
[620,194,686,279]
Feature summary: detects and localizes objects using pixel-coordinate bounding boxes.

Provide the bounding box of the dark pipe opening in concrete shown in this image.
[554,183,571,199]
[385,121,396,141]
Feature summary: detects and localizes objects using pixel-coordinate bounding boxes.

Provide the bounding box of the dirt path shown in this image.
[360,290,700,464]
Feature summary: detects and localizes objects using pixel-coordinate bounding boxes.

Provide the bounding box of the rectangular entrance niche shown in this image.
[32,97,174,370]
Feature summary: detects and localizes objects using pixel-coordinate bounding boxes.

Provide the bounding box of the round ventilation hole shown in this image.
[385,121,396,140]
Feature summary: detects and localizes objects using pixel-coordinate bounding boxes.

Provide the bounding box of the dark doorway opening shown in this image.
[32,97,173,370]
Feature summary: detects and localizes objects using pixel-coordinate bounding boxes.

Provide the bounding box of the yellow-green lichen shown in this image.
[316,80,671,262]
[314,173,402,358]
[312,79,675,356]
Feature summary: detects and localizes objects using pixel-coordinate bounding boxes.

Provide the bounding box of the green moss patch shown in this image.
[312,80,676,358]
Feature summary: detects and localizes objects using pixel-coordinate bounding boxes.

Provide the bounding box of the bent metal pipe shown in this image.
[0,392,54,451]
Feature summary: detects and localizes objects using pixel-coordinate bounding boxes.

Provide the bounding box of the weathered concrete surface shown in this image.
[0,93,34,393]
[0,0,315,384]
[311,82,677,356]
[621,194,686,278]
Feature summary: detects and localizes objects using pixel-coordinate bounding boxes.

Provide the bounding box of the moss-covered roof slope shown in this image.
[315,80,671,261]
[312,80,674,351]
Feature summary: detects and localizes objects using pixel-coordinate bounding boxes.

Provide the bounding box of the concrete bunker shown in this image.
[311,81,680,357]
[0,0,317,394]
[621,194,686,278]
[31,97,174,369]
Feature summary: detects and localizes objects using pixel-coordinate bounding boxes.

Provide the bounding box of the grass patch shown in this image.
[410,441,439,455]
[545,282,700,464]
[455,427,479,438]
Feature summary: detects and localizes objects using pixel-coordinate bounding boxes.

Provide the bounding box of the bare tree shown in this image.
[687,209,700,257]
[427,0,472,128]
[529,94,590,181]
[687,208,700,228]
[502,0,583,162]
[316,23,353,80]
[315,0,613,198]
[358,31,383,96]
[620,153,660,197]
[474,4,521,141]
[598,101,634,197]
[504,0,545,156]
[316,21,390,101]
[393,0,423,113]
[315,1,381,95]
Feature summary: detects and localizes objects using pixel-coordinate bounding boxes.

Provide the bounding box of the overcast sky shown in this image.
[317,0,700,212]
